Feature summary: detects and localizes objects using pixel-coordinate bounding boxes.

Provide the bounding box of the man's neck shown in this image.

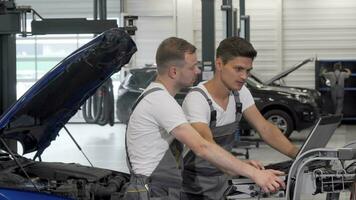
[155,76,179,96]
[204,77,230,99]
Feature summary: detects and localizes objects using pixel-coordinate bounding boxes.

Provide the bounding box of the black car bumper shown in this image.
[294,103,320,131]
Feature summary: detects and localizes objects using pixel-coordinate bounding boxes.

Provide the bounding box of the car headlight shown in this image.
[295,94,310,104]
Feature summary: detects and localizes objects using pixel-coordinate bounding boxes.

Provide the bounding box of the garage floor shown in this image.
[22,123,356,200]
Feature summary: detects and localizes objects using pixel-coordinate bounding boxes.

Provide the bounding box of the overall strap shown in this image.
[189,87,217,127]
[125,87,163,174]
[131,87,163,114]
[183,90,243,178]
[232,90,242,116]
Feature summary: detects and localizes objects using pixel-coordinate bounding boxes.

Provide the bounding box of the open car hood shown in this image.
[264,57,314,85]
[0,28,137,158]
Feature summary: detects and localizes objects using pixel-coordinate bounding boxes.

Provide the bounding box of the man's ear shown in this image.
[167,66,177,79]
[215,57,223,71]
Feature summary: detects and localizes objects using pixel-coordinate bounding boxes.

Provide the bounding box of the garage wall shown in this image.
[282,0,356,87]
[245,0,282,81]
[15,0,356,88]
[125,0,195,68]
[246,0,356,88]
[125,0,174,67]
[191,0,356,88]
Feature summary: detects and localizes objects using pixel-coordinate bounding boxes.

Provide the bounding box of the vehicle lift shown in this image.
[225,143,356,200]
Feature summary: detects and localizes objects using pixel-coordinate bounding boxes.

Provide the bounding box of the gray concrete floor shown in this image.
[20,123,356,199]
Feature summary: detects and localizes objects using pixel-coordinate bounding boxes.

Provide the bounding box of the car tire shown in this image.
[263,109,294,138]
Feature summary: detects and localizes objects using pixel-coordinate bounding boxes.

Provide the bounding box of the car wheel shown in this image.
[264,110,294,138]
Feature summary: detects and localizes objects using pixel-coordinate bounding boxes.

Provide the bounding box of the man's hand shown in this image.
[244,160,264,170]
[251,169,285,193]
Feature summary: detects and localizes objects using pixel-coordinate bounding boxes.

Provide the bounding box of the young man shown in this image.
[182,37,299,199]
[124,37,285,200]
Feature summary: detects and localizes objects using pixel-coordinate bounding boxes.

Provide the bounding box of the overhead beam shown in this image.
[31,18,117,35]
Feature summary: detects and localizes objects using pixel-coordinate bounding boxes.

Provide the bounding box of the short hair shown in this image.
[155,37,196,74]
[216,37,257,64]
[333,62,343,70]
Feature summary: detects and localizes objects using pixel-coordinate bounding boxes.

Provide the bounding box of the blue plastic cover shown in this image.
[0,188,72,200]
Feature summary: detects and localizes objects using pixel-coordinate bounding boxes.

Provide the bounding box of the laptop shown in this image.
[265,114,342,172]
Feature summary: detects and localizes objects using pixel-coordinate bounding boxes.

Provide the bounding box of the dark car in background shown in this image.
[116,58,321,138]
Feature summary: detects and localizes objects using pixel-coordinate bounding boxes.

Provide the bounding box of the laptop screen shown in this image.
[296,114,342,158]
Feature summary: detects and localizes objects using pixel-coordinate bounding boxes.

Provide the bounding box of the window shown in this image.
[16,31,124,97]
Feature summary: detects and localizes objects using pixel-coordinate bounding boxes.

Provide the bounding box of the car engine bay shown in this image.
[0,153,129,200]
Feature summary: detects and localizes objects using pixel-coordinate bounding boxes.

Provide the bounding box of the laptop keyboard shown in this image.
[265,159,330,174]
[265,160,293,173]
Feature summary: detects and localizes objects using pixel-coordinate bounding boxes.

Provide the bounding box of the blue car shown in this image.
[0,28,136,199]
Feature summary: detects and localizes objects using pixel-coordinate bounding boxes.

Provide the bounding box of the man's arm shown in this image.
[344,68,352,77]
[243,105,299,158]
[190,122,215,143]
[171,123,285,193]
[320,68,327,76]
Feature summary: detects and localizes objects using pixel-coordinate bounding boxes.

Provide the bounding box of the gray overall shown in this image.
[324,69,350,114]
[123,87,183,200]
[181,88,242,200]
[331,70,348,114]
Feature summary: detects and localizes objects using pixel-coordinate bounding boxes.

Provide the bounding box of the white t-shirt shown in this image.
[182,84,254,126]
[126,82,188,176]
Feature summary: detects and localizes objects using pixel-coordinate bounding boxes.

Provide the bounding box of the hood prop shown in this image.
[32,125,94,167]
[63,126,94,167]
[0,137,40,192]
